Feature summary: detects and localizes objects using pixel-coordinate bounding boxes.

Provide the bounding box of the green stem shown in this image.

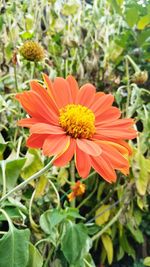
[14,65,19,92]
[1,161,6,197]
[0,156,56,204]
[48,179,60,208]
[29,190,39,231]
[126,55,140,72]
[70,160,76,208]
[91,207,123,242]
[0,208,14,232]
[77,179,98,209]
[125,57,131,117]
[44,245,55,267]
[31,62,36,79]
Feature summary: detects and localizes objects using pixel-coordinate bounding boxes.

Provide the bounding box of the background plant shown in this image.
[0,0,149,266]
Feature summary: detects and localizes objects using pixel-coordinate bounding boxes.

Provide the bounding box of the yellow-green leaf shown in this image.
[137,15,150,30]
[144,257,150,266]
[58,167,69,186]
[34,175,48,199]
[101,234,113,265]
[132,151,150,196]
[21,149,48,197]
[95,205,110,226]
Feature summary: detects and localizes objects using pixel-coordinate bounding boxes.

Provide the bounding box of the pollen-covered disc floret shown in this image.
[59,104,95,139]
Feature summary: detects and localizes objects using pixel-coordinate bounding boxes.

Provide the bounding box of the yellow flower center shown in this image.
[59,104,95,139]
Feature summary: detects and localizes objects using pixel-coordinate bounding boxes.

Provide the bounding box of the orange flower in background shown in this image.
[16,74,137,182]
[68,181,86,202]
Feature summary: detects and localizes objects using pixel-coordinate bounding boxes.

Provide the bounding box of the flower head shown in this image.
[68,181,86,202]
[20,41,44,62]
[132,70,148,85]
[16,75,137,182]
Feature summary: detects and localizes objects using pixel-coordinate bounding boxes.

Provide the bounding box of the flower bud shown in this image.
[132,70,148,85]
[20,41,44,62]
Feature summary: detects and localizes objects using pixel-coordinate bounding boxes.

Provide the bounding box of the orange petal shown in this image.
[16,91,58,125]
[26,134,48,148]
[93,92,105,101]
[76,139,102,156]
[76,83,96,107]
[43,135,70,157]
[90,155,117,183]
[95,107,121,125]
[54,138,75,166]
[90,94,114,116]
[98,143,129,169]
[75,145,91,178]
[99,118,134,128]
[96,128,137,140]
[66,75,79,102]
[53,77,72,108]
[30,123,64,135]
[116,140,133,155]
[30,80,58,113]
[42,73,57,101]
[18,117,43,128]
[97,140,129,156]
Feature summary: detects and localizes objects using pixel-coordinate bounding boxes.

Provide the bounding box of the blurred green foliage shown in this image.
[0,0,150,266]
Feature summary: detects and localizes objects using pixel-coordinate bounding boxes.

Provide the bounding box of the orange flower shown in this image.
[68,181,86,202]
[16,75,137,182]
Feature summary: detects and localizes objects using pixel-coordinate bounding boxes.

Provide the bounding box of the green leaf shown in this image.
[21,149,43,182]
[61,221,91,265]
[95,205,110,226]
[144,257,150,266]
[0,133,7,160]
[40,208,84,234]
[20,31,34,40]
[101,234,113,265]
[21,149,47,197]
[61,2,80,16]
[26,243,43,267]
[51,259,62,267]
[120,231,135,259]
[83,254,96,267]
[0,226,30,267]
[127,222,144,243]
[117,245,124,261]
[25,15,34,31]
[132,151,150,196]
[40,209,66,234]
[107,41,124,61]
[0,206,22,221]
[0,158,26,189]
[109,0,122,14]
[137,29,150,46]
[125,6,139,27]
[0,15,4,32]
[137,15,150,30]
[58,167,69,186]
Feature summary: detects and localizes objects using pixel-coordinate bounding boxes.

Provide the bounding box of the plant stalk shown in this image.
[0,156,56,204]
[91,207,123,242]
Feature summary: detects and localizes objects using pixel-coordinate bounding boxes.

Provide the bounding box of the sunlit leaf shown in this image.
[144,257,150,266]
[0,158,26,189]
[125,6,139,27]
[21,149,47,197]
[95,205,110,226]
[132,151,150,196]
[137,15,150,30]
[101,234,113,265]
[26,243,43,267]
[61,1,80,16]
